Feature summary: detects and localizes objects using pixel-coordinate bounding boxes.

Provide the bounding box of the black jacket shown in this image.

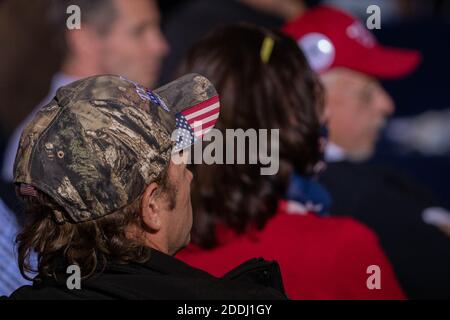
[5,249,287,300]
[319,161,450,299]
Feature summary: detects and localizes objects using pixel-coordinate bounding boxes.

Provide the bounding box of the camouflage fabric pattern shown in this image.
[14,74,217,223]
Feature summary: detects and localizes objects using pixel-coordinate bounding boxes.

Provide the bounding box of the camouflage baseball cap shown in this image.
[14,73,220,223]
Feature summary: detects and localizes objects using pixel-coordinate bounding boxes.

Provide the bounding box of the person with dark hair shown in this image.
[176,24,405,300]
[4,74,286,300]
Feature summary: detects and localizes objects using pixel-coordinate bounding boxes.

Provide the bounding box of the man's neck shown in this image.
[126,224,171,256]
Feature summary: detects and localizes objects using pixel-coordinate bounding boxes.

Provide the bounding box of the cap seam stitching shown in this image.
[28,106,75,218]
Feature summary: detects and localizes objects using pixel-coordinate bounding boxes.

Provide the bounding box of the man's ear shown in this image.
[140,182,162,232]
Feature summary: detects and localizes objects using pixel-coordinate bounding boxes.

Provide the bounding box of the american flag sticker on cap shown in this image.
[19,183,38,197]
[173,95,220,152]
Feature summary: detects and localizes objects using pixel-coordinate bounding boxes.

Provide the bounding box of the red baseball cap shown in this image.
[282,5,421,79]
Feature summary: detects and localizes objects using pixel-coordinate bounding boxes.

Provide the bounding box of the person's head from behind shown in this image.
[51,0,168,87]
[14,73,219,280]
[283,6,421,161]
[178,24,323,248]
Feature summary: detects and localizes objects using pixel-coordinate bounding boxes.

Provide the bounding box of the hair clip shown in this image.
[260,36,275,64]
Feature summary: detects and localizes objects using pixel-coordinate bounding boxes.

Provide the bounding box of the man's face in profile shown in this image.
[322,68,395,161]
[165,153,194,254]
[97,0,169,87]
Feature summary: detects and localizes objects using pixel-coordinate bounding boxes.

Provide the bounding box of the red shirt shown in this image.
[177,200,406,299]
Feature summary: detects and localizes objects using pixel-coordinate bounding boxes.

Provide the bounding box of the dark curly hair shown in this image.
[178,24,324,248]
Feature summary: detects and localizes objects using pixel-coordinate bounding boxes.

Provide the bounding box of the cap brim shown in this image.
[153,73,220,152]
[345,46,421,79]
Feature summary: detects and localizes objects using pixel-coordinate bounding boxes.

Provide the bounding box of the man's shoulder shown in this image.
[5,252,286,300]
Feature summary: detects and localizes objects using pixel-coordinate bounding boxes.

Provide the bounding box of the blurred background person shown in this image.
[283,5,450,299]
[283,5,421,162]
[175,24,405,299]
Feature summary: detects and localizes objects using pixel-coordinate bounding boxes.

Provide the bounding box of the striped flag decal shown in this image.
[173,95,220,152]
[181,95,220,138]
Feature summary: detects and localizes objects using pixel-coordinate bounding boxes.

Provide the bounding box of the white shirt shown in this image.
[324,142,347,163]
[2,73,78,182]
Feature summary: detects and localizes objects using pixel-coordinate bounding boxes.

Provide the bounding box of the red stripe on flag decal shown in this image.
[182,95,220,116]
[187,106,220,124]
[192,119,218,137]
[180,95,220,139]
[20,184,38,197]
